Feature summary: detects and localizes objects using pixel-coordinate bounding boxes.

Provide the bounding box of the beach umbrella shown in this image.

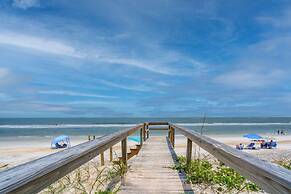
[51,135,71,148]
[243,134,262,140]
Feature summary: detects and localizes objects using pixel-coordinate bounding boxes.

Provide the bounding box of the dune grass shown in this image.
[174,155,261,193]
[41,158,126,194]
[274,157,291,170]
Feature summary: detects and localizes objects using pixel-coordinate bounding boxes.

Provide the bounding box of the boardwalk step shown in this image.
[113,144,141,164]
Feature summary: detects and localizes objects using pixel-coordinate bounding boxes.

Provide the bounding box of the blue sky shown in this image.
[1,0,291,117]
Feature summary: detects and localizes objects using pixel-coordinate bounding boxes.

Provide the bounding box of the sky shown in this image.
[1,0,291,117]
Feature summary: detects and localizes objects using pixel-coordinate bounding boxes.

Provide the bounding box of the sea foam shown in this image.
[0,122,290,129]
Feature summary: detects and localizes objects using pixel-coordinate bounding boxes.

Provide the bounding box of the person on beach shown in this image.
[277,129,280,135]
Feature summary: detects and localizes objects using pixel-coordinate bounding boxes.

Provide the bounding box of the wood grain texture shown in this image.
[121,138,127,167]
[100,152,105,166]
[140,128,143,146]
[0,124,143,194]
[147,121,169,126]
[119,136,193,194]
[110,147,113,162]
[148,127,169,130]
[186,138,192,167]
[170,124,291,194]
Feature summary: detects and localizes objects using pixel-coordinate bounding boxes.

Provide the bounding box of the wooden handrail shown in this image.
[170,123,291,194]
[146,121,169,126]
[0,124,143,194]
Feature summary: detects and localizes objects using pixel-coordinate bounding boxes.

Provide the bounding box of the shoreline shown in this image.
[1,134,291,170]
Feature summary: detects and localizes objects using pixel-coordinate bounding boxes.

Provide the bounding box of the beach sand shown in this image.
[1,134,290,170]
[174,134,291,161]
[0,135,137,170]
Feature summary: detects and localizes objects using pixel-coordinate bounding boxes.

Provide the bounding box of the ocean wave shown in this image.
[0,122,291,129]
[0,124,137,129]
[177,122,291,126]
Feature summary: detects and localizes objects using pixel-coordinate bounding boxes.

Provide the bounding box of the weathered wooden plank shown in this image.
[169,126,175,148]
[0,124,143,194]
[139,127,143,146]
[100,152,105,166]
[121,138,127,167]
[171,124,291,194]
[186,138,192,167]
[148,127,169,130]
[143,123,146,141]
[109,147,113,162]
[119,136,193,194]
[147,121,169,126]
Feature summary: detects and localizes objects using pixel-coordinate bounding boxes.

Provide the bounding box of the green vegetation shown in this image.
[275,158,291,170]
[174,156,261,193]
[41,159,126,194]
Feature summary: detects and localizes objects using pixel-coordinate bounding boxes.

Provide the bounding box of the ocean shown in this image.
[0,117,290,137]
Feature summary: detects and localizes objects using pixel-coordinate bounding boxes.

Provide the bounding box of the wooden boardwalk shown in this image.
[119,136,193,194]
[1,122,290,194]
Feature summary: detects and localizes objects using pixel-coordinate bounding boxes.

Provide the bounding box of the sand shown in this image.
[174,134,291,161]
[0,134,290,170]
[0,135,137,170]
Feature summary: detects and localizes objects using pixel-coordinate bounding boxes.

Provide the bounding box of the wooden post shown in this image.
[169,127,172,144]
[100,152,104,166]
[145,123,149,139]
[121,138,127,167]
[143,123,146,141]
[186,138,192,166]
[140,127,143,146]
[171,127,175,148]
[109,147,113,162]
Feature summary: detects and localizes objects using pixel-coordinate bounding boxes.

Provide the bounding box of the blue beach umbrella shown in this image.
[243,134,262,140]
[51,135,71,148]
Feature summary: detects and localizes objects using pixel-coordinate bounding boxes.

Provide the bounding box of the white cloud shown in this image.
[0,68,19,86]
[38,90,118,99]
[98,57,175,75]
[0,31,84,58]
[215,69,284,89]
[256,7,291,28]
[215,7,291,90]
[12,0,39,9]
[99,79,152,92]
[0,68,9,79]
[0,31,200,75]
[233,102,263,107]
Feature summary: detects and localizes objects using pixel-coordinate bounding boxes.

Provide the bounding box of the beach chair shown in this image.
[268,141,277,149]
[236,143,244,150]
[247,143,256,149]
[260,142,268,149]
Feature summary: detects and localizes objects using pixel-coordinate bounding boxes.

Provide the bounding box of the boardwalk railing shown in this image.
[0,124,146,194]
[0,121,290,194]
[168,123,291,194]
